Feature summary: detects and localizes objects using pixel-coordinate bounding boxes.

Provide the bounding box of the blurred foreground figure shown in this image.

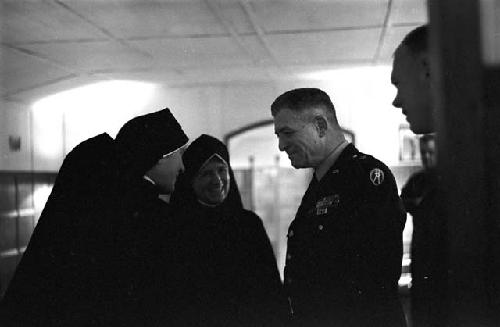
[272,88,407,327]
[391,25,448,327]
[169,134,287,327]
[0,109,188,327]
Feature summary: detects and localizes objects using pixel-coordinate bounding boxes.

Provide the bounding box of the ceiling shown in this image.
[1,0,427,105]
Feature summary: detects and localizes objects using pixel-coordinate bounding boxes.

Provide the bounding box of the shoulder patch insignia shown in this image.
[369,168,384,186]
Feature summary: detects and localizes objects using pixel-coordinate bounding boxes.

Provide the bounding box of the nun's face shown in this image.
[192,157,230,205]
[145,147,185,194]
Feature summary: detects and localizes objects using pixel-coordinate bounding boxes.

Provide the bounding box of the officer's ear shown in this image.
[314,115,328,137]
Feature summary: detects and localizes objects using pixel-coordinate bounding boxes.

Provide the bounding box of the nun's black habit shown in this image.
[0,109,189,327]
[169,134,287,327]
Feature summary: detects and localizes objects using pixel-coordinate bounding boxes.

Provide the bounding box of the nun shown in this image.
[169,134,287,327]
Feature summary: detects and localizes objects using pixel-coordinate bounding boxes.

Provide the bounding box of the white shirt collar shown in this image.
[315,140,349,181]
[143,175,156,185]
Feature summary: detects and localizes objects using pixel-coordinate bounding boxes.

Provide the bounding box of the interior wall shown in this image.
[0,71,407,173]
[163,72,405,168]
[0,101,33,171]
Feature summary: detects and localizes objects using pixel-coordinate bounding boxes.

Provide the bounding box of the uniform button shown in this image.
[286,277,293,284]
[288,230,294,237]
[318,224,324,231]
[286,254,292,260]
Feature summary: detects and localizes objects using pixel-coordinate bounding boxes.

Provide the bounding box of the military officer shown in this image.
[271,88,407,327]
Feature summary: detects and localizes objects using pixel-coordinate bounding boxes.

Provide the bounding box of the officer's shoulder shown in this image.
[347,150,387,171]
[347,151,394,187]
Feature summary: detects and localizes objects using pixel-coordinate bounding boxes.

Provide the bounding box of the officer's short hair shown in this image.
[399,24,428,56]
[271,88,338,124]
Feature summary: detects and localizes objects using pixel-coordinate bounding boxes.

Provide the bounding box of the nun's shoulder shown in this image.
[239,209,265,228]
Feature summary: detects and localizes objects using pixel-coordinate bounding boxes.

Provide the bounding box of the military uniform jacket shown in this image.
[284,144,407,327]
[401,170,447,327]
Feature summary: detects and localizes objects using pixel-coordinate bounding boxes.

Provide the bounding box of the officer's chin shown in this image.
[290,160,306,169]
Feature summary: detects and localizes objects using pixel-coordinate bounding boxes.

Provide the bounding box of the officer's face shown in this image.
[192,157,230,205]
[274,108,322,169]
[391,45,433,134]
[420,139,437,169]
[145,147,185,194]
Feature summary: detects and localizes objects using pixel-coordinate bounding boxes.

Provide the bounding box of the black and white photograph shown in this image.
[1,1,499,326]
